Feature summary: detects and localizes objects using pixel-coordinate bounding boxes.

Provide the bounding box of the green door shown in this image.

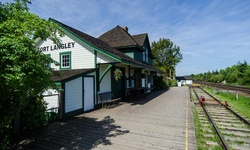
[111,67,125,99]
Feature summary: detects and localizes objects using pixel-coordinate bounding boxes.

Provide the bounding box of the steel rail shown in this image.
[192,86,230,150]
[196,81,250,94]
[199,87,250,126]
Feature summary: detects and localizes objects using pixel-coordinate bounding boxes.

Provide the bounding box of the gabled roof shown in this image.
[132,33,155,59]
[132,33,147,46]
[49,18,160,72]
[98,25,143,51]
[176,76,193,80]
[50,18,121,62]
[52,69,96,82]
[185,76,193,80]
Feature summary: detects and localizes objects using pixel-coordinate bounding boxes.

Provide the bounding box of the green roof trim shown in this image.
[49,19,121,63]
[55,82,61,86]
[122,59,159,72]
[99,63,116,84]
[48,18,163,74]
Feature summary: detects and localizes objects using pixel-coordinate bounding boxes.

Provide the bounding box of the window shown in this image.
[143,45,148,62]
[143,51,145,61]
[143,46,146,62]
[60,51,71,70]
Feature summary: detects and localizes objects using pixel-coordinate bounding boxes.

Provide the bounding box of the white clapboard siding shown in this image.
[186,80,193,85]
[38,35,95,70]
[43,89,59,110]
[44,95,58,110]
[65,77,82,113]
[99,65,111,94]
[97,52,117,64]
[124,65,129,77]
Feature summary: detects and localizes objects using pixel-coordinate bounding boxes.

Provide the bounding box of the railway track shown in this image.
[195,82,250,95]
[190,86,250,150]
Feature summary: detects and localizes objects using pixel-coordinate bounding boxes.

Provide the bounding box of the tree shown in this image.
[0,0,62,148]
[224,65,238,83]
[242,66,250,85]
[210,74,223,83]
[151,38,183,78]
[235,61,250,85]
[193,61,250,86]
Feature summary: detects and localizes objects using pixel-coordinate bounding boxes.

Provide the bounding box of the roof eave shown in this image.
[115,45,144,52]
[52,68,97,82]
[49,19,122,63]
[121,59,162,73]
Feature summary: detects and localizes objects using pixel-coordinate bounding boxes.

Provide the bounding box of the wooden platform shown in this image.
[13,87,197,150]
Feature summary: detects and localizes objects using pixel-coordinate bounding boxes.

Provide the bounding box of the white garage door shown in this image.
[65,77,82,113]
[84,77,94,111]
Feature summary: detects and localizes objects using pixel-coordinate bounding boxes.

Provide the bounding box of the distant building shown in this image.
[176,76,193,86]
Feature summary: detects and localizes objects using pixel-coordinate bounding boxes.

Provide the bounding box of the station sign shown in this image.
[38,42,76,52]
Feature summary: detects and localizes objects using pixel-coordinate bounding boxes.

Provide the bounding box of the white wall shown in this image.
[185,80,193,85]
[43,89,59,111]
[37,35,95,70]
[97,52,116,63]
[99,65,111,93]
[124,65,129,77]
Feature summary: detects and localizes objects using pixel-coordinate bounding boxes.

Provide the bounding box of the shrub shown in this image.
[170,79,177,87]
[20,96,47,132]
[154,76,169,90]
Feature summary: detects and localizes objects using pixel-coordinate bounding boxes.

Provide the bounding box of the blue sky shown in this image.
[2,0,250,76]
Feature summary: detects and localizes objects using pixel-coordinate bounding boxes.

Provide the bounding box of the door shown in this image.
[111,67,125,99]
[84,77,94,111]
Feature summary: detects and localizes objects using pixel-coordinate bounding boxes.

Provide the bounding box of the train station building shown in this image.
[38,18,163,118]
[176,76,193,86]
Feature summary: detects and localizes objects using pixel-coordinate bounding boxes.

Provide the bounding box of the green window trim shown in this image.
[60,51,72,70]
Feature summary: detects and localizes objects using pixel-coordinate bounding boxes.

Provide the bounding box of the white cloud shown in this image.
[2,0,250,75]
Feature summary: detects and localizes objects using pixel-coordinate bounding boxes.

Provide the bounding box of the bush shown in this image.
[0,117,12,149]
[20,96,47,132]
[45,112,58,124]
[170,79,177,87]
[0,97,47,149]
[154,76,169,90]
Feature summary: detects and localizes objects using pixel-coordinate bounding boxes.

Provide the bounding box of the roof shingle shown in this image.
[52,69,95,82]
[132,33,147,46]
[50,18,160,72]
[98,25,143,51]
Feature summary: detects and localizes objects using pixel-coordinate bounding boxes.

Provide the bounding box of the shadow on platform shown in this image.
[11,116,129,149]
[122,89,168,106]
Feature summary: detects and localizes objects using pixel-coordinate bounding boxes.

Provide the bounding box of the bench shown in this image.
[99,92,121,108]
[127,88,146,101]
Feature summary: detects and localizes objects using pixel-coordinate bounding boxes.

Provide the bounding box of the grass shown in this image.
[192,107,223,150]
[203,86,250,122]
[190,88,229,149]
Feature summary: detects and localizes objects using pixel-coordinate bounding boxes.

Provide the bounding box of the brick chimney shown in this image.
[122,26,128,32]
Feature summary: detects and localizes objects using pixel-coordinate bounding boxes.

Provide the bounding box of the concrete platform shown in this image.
[14,86,197,150]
